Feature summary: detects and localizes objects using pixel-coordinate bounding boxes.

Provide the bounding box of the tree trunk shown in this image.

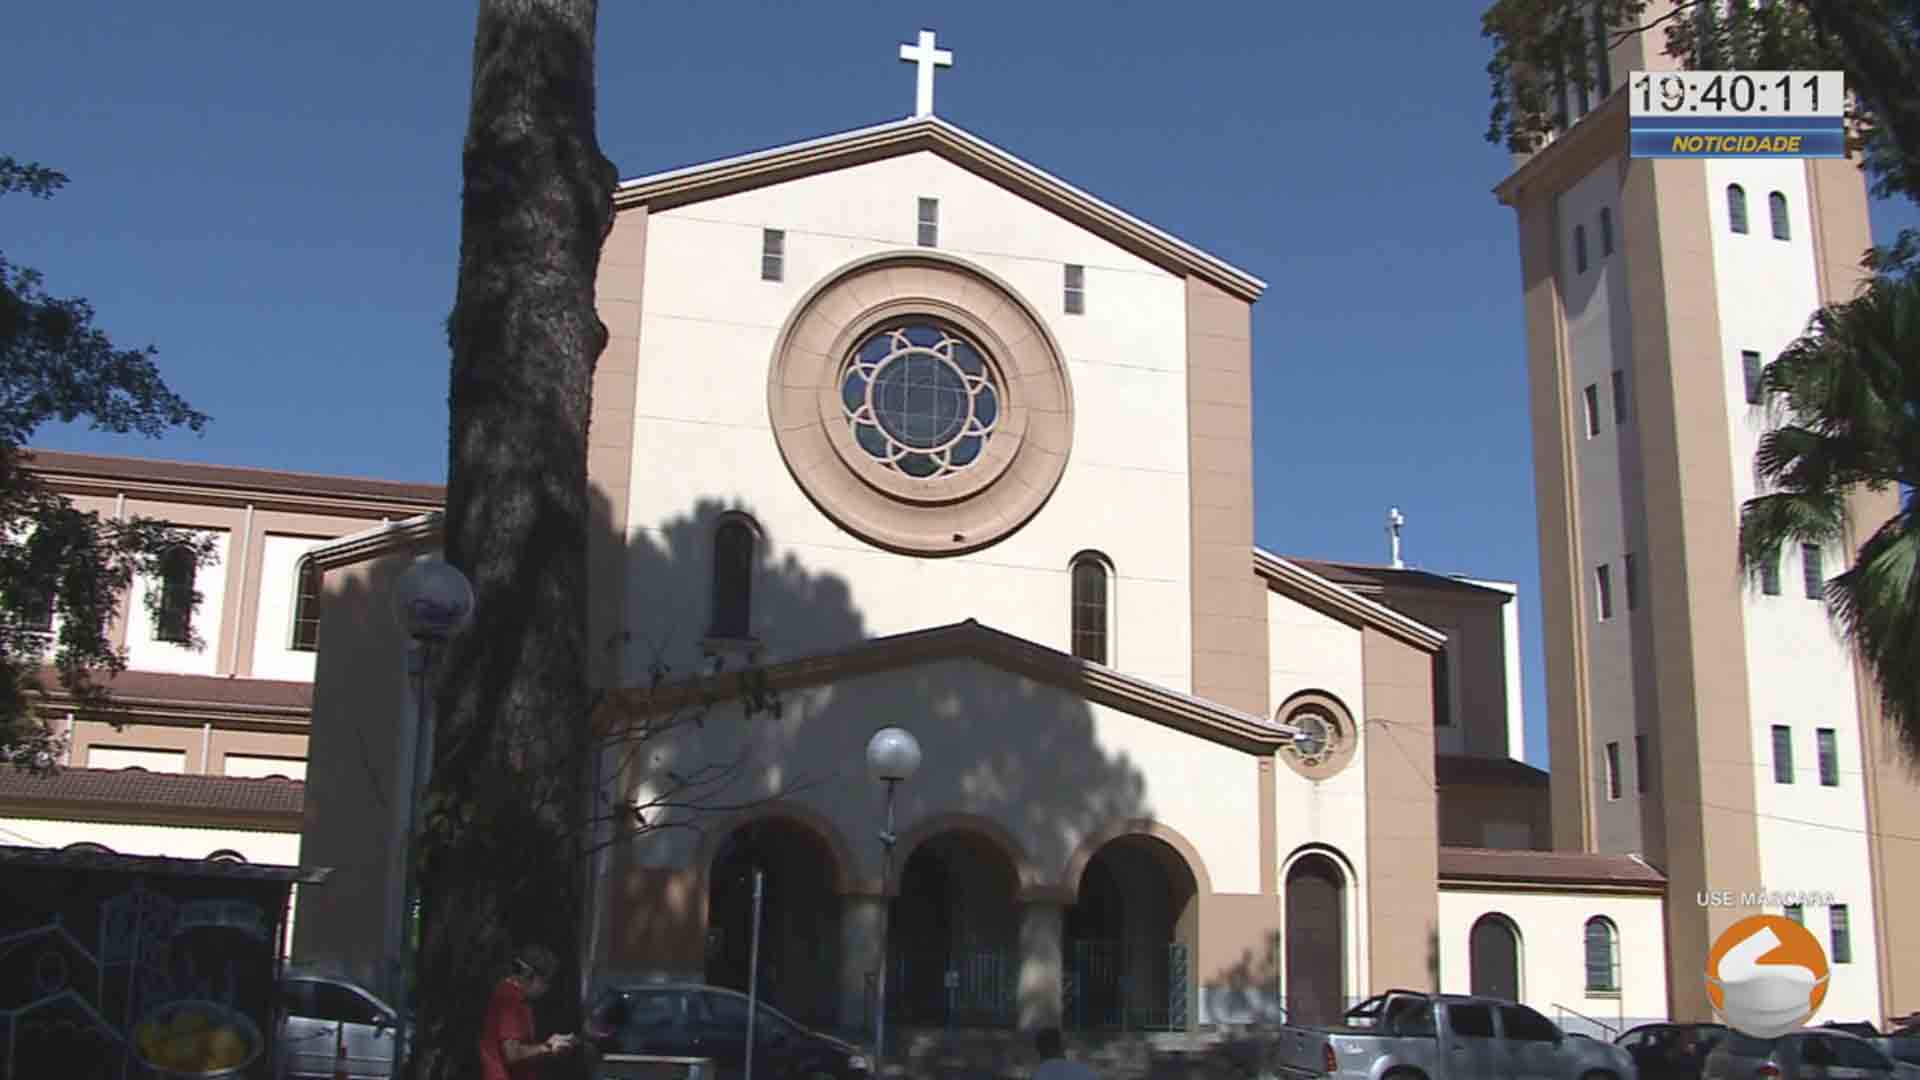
[411,2,615,1078]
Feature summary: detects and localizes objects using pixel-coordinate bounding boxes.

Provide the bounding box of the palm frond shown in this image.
[1824,512,1920,761]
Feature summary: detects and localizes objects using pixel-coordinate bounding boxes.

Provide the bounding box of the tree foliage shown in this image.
[0,156,215,773]
[1738,270,1920,760]
[1482,1,1920,205]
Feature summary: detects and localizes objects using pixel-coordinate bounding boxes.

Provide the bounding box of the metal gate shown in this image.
[1063,941,1189,1031]
[887,947,1017,1026]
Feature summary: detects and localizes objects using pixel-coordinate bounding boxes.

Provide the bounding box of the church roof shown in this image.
[1289,558,1516,602]
[1253,550,1448,652]
[613,115,1266,303]
[1438,846,1667,892]
[0,843,328,884]
[0,766,305,827]
[595,618,1300,755]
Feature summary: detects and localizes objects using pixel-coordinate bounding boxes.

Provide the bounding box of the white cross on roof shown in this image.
[898,29,952,118]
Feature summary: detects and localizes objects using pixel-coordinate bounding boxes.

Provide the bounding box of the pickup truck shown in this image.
[1258,990,1639,1079]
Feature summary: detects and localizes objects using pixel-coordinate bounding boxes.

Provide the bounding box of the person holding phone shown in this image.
[480,944,577,1080]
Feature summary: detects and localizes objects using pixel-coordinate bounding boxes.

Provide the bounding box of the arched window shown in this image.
[154,545,196,644]
[1070,552,1111,665]
[1573,224,1588,273]
[1769,191,1790,241]
[1728,184,1749,234]
[1584,916,1620,992]
[63,841,115,854]
[708,517,756,640]
[290,555,321,652]
[207,849,248,863]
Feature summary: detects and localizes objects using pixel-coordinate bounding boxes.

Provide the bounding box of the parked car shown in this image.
[1259,989,1638,1078]
[586,982,869,1080]
[1615,1021,1728,1079]
[279,968,402,1080]
[1703,1028,1920,1078]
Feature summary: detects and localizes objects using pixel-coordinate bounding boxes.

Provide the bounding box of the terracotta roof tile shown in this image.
[39,669,312,713]
[1439,845,1666,888]
[0,765,304,816]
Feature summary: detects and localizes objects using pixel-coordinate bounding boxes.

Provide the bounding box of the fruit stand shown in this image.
[0,843,330,1079]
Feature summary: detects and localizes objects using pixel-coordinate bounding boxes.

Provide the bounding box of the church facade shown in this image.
[291,104,1671,1037]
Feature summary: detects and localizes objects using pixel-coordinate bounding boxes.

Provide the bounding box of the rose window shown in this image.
[840,322,1000,479]
[1288,710,1341,768]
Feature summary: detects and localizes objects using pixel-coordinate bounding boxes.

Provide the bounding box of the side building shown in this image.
[0,450,441,877]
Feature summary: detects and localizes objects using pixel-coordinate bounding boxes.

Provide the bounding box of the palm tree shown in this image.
[1738,271,1920,761]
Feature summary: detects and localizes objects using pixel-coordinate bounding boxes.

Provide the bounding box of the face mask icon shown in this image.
[1705,916,1831,1038]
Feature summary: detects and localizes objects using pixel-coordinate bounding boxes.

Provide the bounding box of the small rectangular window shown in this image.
[1802,544,1824,600]
[760,229,784,282]
[1772,725,1794,784]
[1605,740,1622,800]
[1064,264,1085,315]
[1761,554,1781,596]
[1599,207,1615,256]
[917,197,939,247]
[1433,648,1452,727]
[1574,224,1589,274]
[1595,563,1613,621]
[1831,905,1852,963]
[1817,727,1839,787]
[1584,384,1601,437]
[1611,369,1628,426]
[1635,733,1649,794]
[1623,552,1639,612]
[1743,350,1765,405]
[1785,904,1804,925]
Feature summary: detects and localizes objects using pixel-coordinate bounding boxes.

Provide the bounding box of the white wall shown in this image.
[85,746,186,772]
[123,529,230,676]
[1556,160,1648,855]
[619,655,1260,896]
[251,533,327,682]
[1704,157,1884,1025]
[618,151,1195,693]
[0,816,299,863]
[1438,887,1669,1035]
[224,754,308,781]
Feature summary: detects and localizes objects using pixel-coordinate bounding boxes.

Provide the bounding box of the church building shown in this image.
[290,32,1671,1043]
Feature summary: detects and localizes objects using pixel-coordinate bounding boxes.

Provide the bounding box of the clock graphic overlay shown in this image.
[1628,71,1844,158]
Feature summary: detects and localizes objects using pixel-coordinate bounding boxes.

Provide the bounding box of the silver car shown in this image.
[1703,1027,1920,1078]
[278,969,403,1080]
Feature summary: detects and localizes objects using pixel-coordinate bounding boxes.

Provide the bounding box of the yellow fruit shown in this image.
[208,1027,248,1067]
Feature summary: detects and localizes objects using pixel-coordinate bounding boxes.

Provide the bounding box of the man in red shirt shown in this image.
[479,944,576,1080]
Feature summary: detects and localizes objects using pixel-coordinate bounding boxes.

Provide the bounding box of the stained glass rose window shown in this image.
[840,322,1000,478]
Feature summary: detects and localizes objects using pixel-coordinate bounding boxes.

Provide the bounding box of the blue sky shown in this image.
[7,2,1917,767]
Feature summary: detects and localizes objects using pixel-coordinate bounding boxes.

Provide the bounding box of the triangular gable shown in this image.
[1253,549,1447,653]
[595,619,1298,755]
[613,116,1265,303]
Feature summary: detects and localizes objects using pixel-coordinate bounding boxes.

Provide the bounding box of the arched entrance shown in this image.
[705,818,841,1028]
[1064,834,1200,1031]
[888,831,1020,1027]
[1283,853,1346,1026]
[1469,914,1522,1001]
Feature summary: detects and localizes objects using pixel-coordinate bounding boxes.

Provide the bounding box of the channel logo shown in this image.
[1705,914,1831,1038]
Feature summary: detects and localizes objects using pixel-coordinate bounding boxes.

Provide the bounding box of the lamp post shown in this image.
[865,726,921,1077]
[390,555,474,1080]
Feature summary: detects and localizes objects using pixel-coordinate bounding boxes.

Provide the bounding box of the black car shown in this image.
[586,983,869,1080]
[1615,1021,1729,1080]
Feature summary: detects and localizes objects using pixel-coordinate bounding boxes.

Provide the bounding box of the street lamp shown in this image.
[390,554,474,1079]
[865,726,921,1075]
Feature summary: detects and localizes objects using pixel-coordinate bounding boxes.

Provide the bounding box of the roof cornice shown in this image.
[1493,92,1630,207]
[1253,550,1447,652]
[614,116,1266,303]
[597,619,1299,755]
[23,449,443,519]
[307,513,442,571]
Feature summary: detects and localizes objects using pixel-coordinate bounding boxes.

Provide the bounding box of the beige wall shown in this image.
[1366,584,1510,759]
[1438,784,1550,850]
[292,547,422,992]
[1361,626,1439,990]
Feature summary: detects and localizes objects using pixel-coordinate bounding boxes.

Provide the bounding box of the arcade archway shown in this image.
[888,830,1021,1027]
[1064,834,1200,1031]
[705,817,842,1028]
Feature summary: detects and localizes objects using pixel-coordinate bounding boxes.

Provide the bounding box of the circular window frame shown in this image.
[768,253,1073,556]
[1276,691,1359,781]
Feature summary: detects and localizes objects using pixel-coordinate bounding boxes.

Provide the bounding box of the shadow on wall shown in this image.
[603,499,1232,1032]
[1203,923,1440,1034]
